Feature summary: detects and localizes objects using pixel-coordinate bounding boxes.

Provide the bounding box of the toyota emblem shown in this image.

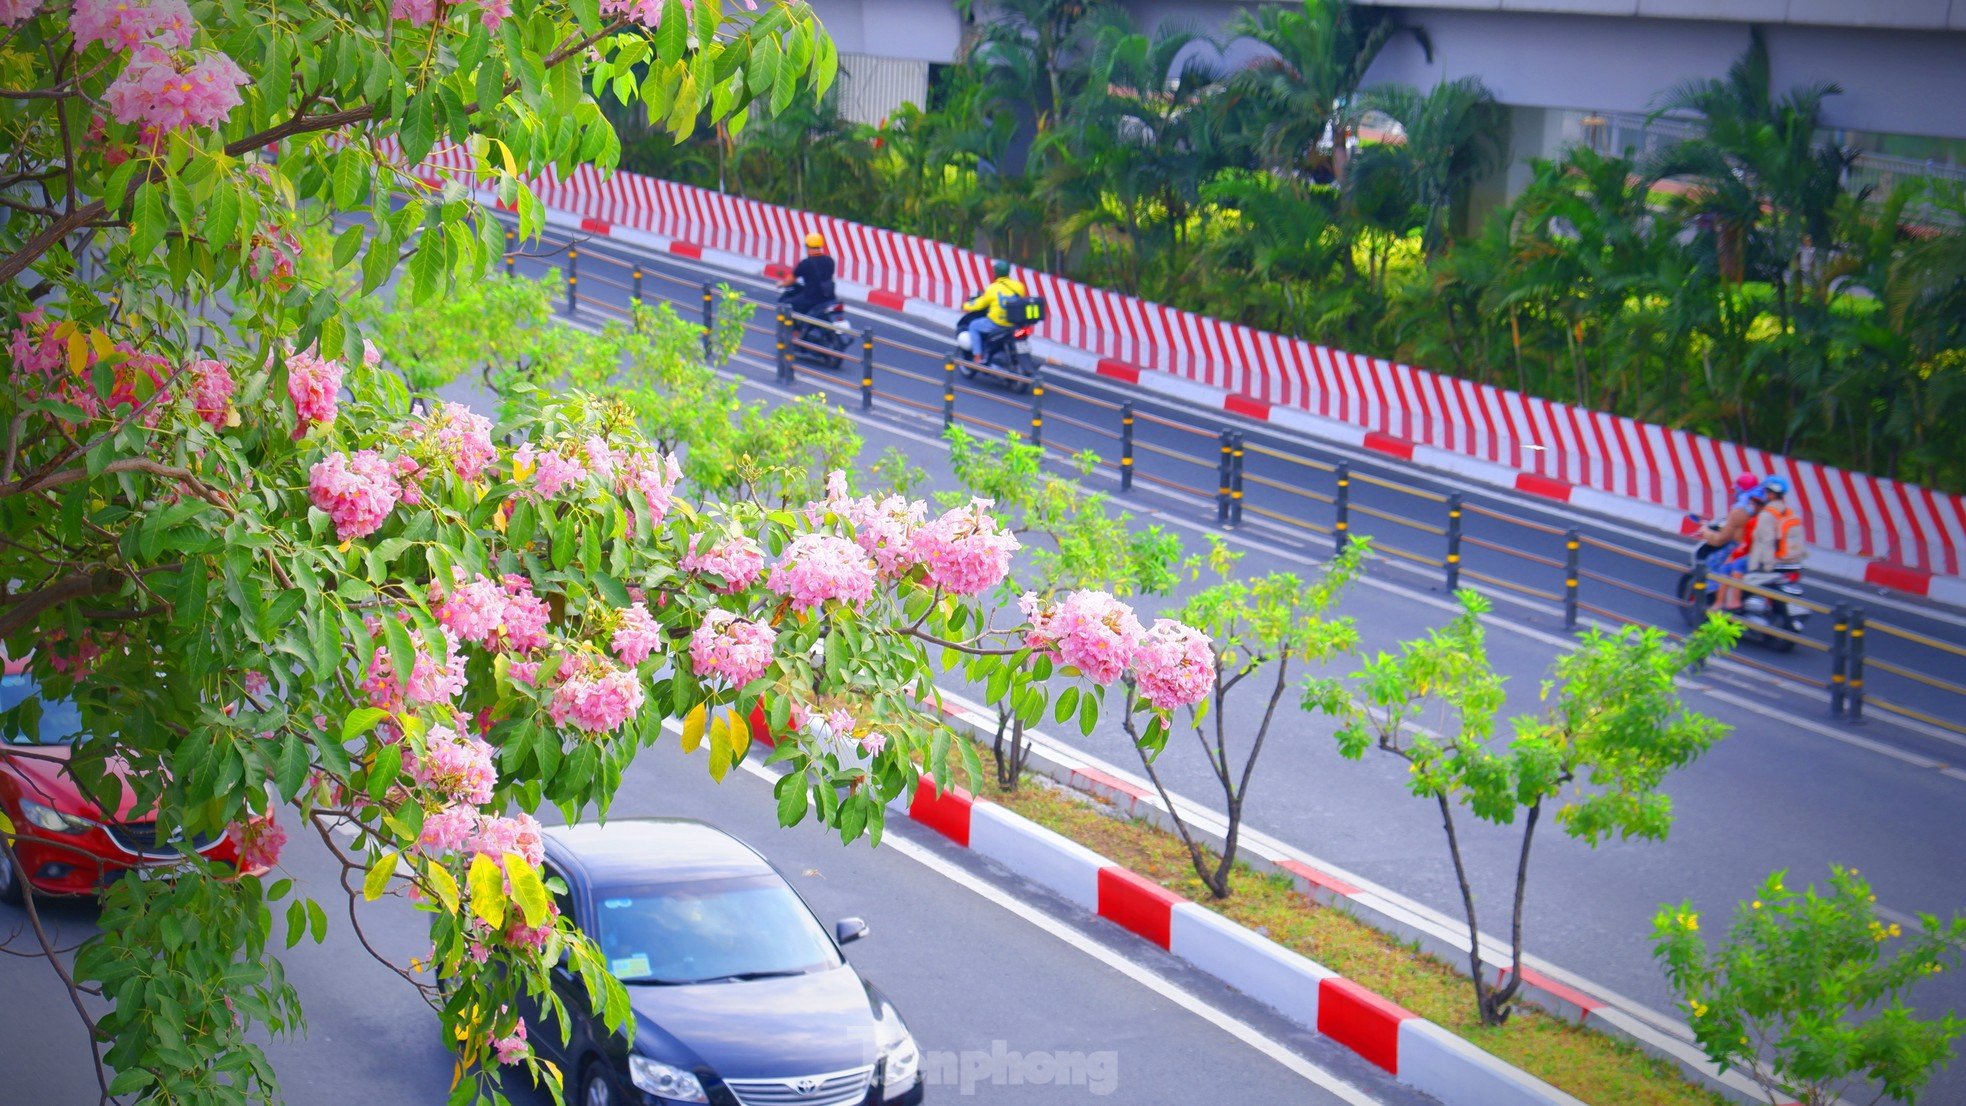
[792,1077,821,1095]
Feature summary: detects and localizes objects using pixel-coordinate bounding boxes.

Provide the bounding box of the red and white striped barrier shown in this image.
[397,143,1964,590]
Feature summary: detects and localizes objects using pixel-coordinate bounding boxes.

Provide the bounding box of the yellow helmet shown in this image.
[804,232,825,250]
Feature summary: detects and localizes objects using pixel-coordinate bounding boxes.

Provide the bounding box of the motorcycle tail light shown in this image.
[1785,571,1800,583]
[1014,327,1033,338]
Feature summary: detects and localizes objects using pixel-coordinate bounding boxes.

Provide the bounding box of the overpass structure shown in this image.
[810,0,1966,203]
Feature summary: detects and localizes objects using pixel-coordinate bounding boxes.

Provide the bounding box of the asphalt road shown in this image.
[0,736,1428,1105]
[480,227,1966,1102]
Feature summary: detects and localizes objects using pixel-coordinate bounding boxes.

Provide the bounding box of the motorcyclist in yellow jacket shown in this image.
[962,260,1025,353]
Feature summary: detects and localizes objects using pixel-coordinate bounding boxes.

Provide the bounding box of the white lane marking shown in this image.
[717,750,1393,1106]
[1697,686,1966,784]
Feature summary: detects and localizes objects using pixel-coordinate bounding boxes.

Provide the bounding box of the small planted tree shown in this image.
[1122,538,1366,898]
[1331,592,1738,1024]
[1654,867,1966,1106]
[944,428,1186,789]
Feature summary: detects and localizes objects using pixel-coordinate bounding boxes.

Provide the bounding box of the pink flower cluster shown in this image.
[1,1,41,28]
[621,449,682,533]
[286,345,344,432]
[72,0,194,51]
[492,1019,529,1066]
[186,358,234,429]
[8,308,169,423]
[417,808,545,867]
[767,534,877,611]
[500,576,551,652]
[409,402,496,481]
[843,493,927,580]
[409,723,498,806]
[360,624,467,711]
[391,0,510,30]
[689,610,777,687]
[103,44,248,132]
[915,499,1019,596]
[514,442,587,499]
[610,603,663,667]
[248,229,300,291]
[432,572,554,654]
[309,450,401,540]
[1020,590,1146,686]
[681,533,766,593]
[1131,619,1216,710]
[226,813,285,872]
[548,654,645,735]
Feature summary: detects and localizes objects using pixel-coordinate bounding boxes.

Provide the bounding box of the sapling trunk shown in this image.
[1435,790,1502,1025]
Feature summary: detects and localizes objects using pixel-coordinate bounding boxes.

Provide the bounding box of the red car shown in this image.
[0,660,248,903]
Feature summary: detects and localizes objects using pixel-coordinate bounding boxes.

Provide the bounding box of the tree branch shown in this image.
[0,569,126,640]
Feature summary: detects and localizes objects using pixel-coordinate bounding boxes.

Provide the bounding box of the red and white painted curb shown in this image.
[506,195,1966,611]
[909,692,1808,1106]
[748,714,1586,1106]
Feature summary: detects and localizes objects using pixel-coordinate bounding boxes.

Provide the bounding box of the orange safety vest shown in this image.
[1738,506,1805,564]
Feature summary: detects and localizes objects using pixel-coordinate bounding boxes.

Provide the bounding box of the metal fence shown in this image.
[508,227,1966,739]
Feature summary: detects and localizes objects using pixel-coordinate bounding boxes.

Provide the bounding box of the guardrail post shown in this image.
[1334,462,1351,555]
[1562,529,1581,632]
[942,359,956,430]
[774,312,790,385]
[1029,370,1045,448]
[700,281,714,362]
[1847,607,1867,722]
[1445,494,1463,592]
[1689,561,1710,625]
[1829,604,1850,717]
[1216,430,1233,526]
[860,329,875,413]
[503,229,515,277]
[564,246,577,315]
[1119,402,1135,493]
[1229,432,1246,527]
[631,266,644,310]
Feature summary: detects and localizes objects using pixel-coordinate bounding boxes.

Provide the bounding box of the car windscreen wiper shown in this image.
[620,976,696,986]
[688,969,810,984]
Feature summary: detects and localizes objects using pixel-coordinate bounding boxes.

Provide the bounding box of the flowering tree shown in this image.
[1124,538,1366,899]
[942,427,1187,790]
[1654,867,1966,1105]
[0,2,1214,1103]
[1331,594,1737,1025]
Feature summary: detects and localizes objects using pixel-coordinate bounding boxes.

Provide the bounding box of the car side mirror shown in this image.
[835,917,870,946]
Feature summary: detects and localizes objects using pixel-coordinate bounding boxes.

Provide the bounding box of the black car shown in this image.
[528,818,924,1106]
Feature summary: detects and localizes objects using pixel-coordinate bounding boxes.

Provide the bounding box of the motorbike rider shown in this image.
[782,232,836,319]
[1703,477,1768,611]
[961,260,1026,357]
[1743,476,1805,571]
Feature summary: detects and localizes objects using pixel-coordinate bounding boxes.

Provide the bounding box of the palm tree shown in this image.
[1224,0,1428,181]
[1643,29,1857,325]
[1348,76,1505,258]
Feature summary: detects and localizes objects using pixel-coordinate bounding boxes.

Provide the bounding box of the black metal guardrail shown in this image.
[507,228,1966,737]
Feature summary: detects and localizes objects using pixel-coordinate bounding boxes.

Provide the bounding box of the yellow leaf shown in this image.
[66,332,87,376]
[492,137,518,179]
[425,860,460,913]
[467,851,506,929]
[503,851,552,928]
[679,703,707,754]
[363,850,399,901]
[88,328,114,360]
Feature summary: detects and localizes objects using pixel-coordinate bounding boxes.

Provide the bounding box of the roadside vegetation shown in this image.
[614,0,1966,493]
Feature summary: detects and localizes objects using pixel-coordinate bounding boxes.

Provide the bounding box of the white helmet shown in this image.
[956,330,974,352]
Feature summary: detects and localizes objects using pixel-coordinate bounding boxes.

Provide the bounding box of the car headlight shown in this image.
[20,799,92,835]
[880,1026,920,1096]
[628,1055,707,1103]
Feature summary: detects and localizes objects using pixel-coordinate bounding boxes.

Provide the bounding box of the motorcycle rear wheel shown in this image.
[1673,572,1713,628]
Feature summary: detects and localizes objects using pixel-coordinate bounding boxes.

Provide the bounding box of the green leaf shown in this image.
[468,851,506,929]
[399,91,437,165]
[1054,684,1080,725]
[369,740,402,802]
[409,231,446,303]
[1078,690,1099,736]
[775,771,808,826]
[341,706,389,743]
[307,897,329,943]
[382,617,416,695]
[505,852,552,927]
[361,228,398,293]
[331,223,365,271]
[363,850,399,901]
[332,148,366,207]
[274,733,310,799]
[284,898,306,948]
[656,0,688,58]
[130,182,168,258]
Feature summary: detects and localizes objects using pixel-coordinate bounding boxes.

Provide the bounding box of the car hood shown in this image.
[2,743,147,822]
[629,965,882,1079]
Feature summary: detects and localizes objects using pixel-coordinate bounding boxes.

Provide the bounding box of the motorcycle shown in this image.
[953,307,1040,393]
[776,286,851,370]
[1674,533,1809,652]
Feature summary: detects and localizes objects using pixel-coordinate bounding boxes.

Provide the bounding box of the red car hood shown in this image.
[2,743,150,822]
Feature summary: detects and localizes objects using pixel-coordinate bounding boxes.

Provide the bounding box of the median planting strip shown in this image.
[750,719,1716,1106]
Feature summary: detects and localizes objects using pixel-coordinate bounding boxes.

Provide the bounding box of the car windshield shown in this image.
[594,874,843,985]
[0,673,83,746]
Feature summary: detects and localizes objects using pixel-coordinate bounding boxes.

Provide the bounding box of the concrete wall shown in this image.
[1360,8,1966,140]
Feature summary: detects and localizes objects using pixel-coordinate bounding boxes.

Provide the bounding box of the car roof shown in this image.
[543,817,775,889]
